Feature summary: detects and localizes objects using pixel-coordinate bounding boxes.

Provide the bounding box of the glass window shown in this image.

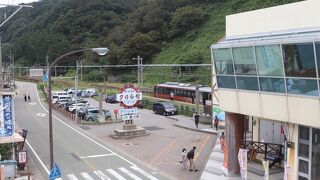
[213,48,234,75]
[298,176,308,180]
[299,159,309,174]
[283,43,316,77]
[217,76,236,89]
[315,42,320,77]
[259,78,285,93]
[300,126,310,140]
[299,143,310,158]
[233,47,257,75]
[312,128,320,180]
[286,79,318,96]
[256,45,284,76]
[236,76,259,91]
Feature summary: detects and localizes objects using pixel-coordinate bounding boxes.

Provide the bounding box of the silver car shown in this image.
[84,108,112,121]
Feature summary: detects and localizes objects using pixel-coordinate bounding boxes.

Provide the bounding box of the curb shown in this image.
[173,123,218,134]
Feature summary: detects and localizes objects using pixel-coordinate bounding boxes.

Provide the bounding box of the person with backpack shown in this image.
[187,146,198,172]
[214,115,219,131]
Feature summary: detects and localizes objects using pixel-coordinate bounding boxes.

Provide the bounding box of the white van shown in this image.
[52,91,68,99]
[52,95,72,104]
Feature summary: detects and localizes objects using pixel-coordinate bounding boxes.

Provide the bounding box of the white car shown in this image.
[68,103,88,113]
[67,88,77,94]
[81,88,96,97]
[52,91,68,99]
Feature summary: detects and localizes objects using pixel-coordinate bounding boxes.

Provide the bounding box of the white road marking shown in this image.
[106,169,126,180]
[67,174,79,180]
[33,83,136,167]
[29,102,36,105]
[80,153,115,159]
[36,113,46,117]
[130,166,159,180]
[25,140,50,174]
[80,172,94,180]
[118,167,142,180]
[55,178,63,180]
[93,170,111,180]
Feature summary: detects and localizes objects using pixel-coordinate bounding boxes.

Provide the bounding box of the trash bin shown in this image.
[0,160,17,179]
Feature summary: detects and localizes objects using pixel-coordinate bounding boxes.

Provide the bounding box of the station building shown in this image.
[211,0,320,179]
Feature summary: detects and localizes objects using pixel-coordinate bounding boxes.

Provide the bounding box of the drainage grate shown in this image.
[143,126,164,131]
[79,125,90,130]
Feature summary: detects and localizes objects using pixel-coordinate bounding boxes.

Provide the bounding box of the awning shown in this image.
[0,133,24,144]
[211,27,320,49]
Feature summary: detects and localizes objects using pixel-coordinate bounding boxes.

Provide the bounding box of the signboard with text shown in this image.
[116,84,142,108]
[18,151,27,164]
[119,108,139,115]
[0,95,13,137]
[121,114,140,121]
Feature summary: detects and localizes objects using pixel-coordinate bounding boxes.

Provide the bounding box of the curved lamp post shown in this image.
[48,48,109,169]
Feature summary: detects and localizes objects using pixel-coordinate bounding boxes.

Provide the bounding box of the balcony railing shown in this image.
[240,140,284,161]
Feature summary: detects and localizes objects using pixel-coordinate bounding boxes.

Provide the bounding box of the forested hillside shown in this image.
[0,0,302,84]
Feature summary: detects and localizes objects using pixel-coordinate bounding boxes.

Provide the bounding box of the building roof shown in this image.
[211,27,320,49]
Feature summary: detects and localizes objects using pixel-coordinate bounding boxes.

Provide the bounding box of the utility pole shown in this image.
[133,56,143,89]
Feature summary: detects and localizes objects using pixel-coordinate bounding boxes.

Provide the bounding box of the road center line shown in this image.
[32,83,136,168]
[80,153,115,159]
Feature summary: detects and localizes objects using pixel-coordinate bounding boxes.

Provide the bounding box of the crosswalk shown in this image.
[60,166,159,180]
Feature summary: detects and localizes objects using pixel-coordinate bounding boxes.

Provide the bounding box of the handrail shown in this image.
[240,140,284,161]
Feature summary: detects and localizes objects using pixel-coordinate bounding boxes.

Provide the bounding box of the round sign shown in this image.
[116,84,142,107]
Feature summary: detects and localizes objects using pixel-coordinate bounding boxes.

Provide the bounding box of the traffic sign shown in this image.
[121,114,140,121]
[49,163,61,180]
[119,108,139,115]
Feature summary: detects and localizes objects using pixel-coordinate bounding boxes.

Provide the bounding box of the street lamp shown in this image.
[47,48,109,169]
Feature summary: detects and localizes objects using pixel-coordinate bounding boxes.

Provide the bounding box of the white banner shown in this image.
[262,160,269,180]
[238,148,248,180]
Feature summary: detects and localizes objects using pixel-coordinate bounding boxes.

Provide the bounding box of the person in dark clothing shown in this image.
[187,146,198,172]
[27,94,31,102]
[24,94,27,102]
[269,149,283,169]
[191,94,195,104]
[214,115,219,131]
[194,112,200,128]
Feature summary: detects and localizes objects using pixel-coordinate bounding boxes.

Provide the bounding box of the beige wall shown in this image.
[218,90,320,128]
[226,0,320,37]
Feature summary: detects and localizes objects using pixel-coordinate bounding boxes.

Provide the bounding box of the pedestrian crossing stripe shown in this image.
[62,166,159,180]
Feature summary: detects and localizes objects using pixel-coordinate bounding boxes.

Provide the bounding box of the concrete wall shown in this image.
[217,89,320,128]
[226,0,320,37]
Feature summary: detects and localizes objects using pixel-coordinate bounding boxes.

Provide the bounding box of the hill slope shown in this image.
[0,0,302,85]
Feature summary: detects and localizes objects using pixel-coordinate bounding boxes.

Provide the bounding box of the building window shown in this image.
[259,78,285,93]
[312,128,320,180]
[283,43,316,77]
[256,45,284,76]
[213,48,234,75]
[236,76,259,91]
[233,47,257,75]
[315,42,320,77]
[286,79,318,96]
[217,76,236,89]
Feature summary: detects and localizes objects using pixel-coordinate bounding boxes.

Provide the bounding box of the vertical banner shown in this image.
[262,160,269,180]
[0,95,13,137]
[238,148,248,180]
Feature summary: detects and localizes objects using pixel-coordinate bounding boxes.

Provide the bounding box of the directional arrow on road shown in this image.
[36,113,46,117]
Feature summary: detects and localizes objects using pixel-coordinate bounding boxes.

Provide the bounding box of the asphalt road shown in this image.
[15,81,167,180]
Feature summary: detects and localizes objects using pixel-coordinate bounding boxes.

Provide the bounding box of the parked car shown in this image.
[53,95,72,104]
[56,99,72,107]
[67,88,77,94]
[52,91,68,99]
[152,101,177,116]
[68,103,88,113]
[81,88,96,97]
[105,95,118,103]
[83,108,112,121]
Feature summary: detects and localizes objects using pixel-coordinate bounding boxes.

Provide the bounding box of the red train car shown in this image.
[154,82,211,104]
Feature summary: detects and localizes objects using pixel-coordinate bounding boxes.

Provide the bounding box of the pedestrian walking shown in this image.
[180,148,188,169]
[214,115,219,131]
[24,94,27,102]
[194,112,200,128]
[219,132,225,151]
[27,94,31,102]
[187,146,198,172]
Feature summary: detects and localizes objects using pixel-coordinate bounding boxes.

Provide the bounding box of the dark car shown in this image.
[152,101,177,116]
[105,95,118,103]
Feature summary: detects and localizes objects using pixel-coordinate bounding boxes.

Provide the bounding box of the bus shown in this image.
[154,82,212,104]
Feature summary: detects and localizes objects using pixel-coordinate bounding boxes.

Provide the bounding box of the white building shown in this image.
[211,0,320,179]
